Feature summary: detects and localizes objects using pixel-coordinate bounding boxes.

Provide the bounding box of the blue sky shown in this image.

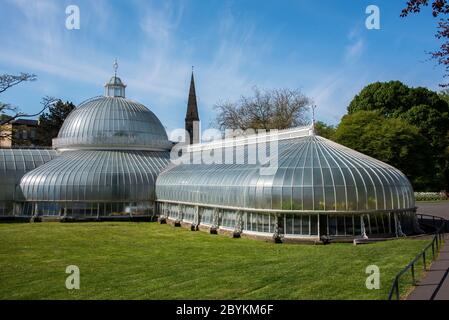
[0,0,444,132]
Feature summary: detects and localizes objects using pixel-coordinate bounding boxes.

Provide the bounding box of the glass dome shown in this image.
[19,69,172,219]
[53,96,172,151]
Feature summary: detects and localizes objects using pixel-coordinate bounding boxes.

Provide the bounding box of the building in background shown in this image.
[0,117,38,148]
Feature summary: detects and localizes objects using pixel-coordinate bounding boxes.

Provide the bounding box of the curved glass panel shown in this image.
[20,150,169,202]
[156,135,415,213]
[0,149,58,202]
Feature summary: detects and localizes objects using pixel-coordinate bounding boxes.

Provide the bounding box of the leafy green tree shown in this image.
[348,81,446,117]
[346,81,449,190]
[36,100,75,146]
[314,121,336,140]
[334,111,435,190]
[401,104,449,190]
[400,104,449,148]
[348,81,409,116]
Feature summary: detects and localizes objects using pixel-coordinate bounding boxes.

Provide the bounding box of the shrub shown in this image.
[414,192,448,201]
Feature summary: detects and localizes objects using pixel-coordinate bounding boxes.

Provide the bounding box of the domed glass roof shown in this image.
[0,149,58,202]
[53,65,171,151]
[53,96,172,151]
[156,130,415,213]
[20,150,170,202]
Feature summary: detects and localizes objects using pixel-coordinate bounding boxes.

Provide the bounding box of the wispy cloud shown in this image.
[345,38,365,61]
[344,26,365,62]
[0,0,441,131]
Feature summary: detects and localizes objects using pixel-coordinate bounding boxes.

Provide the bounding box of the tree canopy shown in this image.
[336,80,449,191]
[347,81,447,116]
[214,87,311,132]
[314,121,336,139]
[333,111,434,190]
[37,100,75,146]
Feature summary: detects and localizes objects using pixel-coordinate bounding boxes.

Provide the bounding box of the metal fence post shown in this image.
[388,213,447,300]
[395,279,400,300]
[423,251,427,271]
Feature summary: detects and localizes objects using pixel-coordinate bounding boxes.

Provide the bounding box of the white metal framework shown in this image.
[156,126,417,240]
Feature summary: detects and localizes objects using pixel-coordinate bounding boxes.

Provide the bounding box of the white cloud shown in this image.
[345,38,365,62]
[0,0,354,131]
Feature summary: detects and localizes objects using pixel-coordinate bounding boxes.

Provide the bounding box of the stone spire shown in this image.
[185,68,200,144]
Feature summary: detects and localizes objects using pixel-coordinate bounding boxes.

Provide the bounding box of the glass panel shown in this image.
[303,187,313,210]
[328,215,337,235]
[285,214,293,235]
[293,215,301,234]
[310,214,318,235]
[337,215,345,236]
[301,215,310,235]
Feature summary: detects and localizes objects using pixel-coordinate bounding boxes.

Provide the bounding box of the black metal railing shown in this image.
[387,214,447,300]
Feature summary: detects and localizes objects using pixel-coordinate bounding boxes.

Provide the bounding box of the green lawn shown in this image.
[0,222,428,300]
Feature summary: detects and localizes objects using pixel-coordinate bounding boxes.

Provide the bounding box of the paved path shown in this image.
[407,234,449,300]
[416,201,449,220]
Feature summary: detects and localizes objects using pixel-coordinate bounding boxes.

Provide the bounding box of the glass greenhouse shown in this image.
[18,73,171,220]
[156,127,419,241]
[0,149,58,218]
[1,68,420,241]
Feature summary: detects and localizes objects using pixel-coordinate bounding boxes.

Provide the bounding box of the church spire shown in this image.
[186,68,199,121]
[185,68,200,144]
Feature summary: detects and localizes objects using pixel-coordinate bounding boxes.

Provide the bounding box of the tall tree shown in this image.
[401,0,449,86]
[214,87,311,132]
[347,81,449,188]
[347,81,446,116]
[37,100,75,146]
[333,111,435,190]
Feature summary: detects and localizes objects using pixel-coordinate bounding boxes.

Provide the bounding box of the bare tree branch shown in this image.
[0,102,18,114]
[401,0,449,86]
[0,73,36,94]
[0,96,58,126]
[213,87,312,132]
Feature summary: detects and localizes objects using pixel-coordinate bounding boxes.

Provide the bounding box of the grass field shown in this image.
[0,222,428,300]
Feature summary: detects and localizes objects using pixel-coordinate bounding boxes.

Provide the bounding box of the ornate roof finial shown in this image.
[105,58,126,98]
[113,58,118,77]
